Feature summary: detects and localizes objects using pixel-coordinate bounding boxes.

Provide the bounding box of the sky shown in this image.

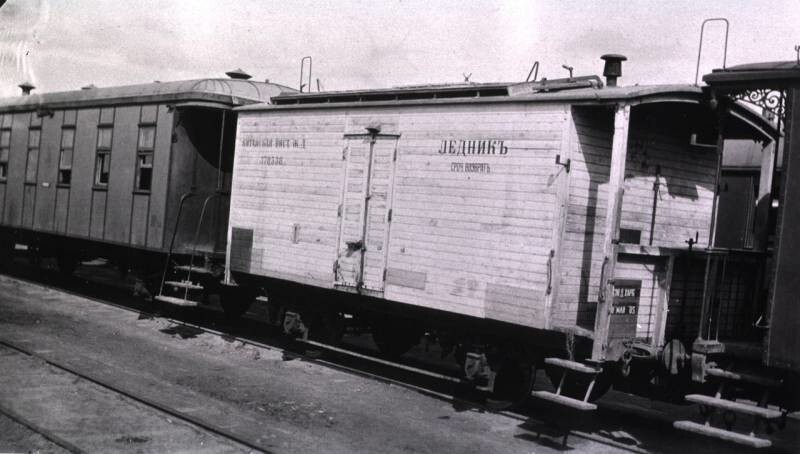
[0,0,798,97]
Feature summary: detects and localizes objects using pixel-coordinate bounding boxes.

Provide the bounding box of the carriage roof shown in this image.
[0,78,296,113]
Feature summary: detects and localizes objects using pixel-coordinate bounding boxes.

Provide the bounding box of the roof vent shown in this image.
[225,68,252,80]
[601,54,627,87]
[81,84,97,90]
[18,82,35,96]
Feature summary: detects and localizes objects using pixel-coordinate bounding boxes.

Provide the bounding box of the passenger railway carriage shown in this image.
[225,55,798,446]
[0,74,293,301]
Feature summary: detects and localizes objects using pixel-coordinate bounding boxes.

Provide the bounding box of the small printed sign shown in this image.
[612,281,640,315]
[608,279,641,340]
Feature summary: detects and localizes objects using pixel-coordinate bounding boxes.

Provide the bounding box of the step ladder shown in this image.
[154,192,221,308]
[154,260,214,307]
[531,358,602,411]
[674,366,784,448]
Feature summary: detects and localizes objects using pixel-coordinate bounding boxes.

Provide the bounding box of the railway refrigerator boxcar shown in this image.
[0,76,293,304]
[226,56,776,415]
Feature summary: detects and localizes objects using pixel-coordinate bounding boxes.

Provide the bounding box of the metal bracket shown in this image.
[555,154,571,172]
[346,240,364,252]
[731,89,786,127]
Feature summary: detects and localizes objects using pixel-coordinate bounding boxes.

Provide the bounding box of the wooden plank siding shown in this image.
[3,112,31,227]
[67,108,100,237]
[552,105,718,336]
[230,104,570,328]
[0,103,178,254]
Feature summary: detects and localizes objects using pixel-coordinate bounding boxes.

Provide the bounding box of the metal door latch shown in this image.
[346,240,364,252]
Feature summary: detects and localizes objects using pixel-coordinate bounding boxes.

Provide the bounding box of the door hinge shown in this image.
[383,268,387,281]
[337,204,342,217]
[333,260,339,275]
[342,146,347,160]
[387,209,392,222]
[393,147,397,162]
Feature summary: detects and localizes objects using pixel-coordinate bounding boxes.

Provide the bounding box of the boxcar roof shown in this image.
[0,78,297,113]
[238,81,775,142]
[240,83,705,111]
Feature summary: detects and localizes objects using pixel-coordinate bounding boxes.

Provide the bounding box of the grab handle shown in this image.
[598,256,609,303]
[546,249,555,295]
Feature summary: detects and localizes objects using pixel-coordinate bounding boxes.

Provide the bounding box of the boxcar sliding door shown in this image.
[335,134,398,293]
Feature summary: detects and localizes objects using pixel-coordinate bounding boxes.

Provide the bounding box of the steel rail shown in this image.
[0,401,86,454]
[0,338,271,454]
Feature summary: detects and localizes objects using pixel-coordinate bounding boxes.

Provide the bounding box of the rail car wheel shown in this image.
[486,359,535,410]
[219,285,257,321]
[0,237,13,269]
[56,251,79,277]
[371,318,422,358]
[306,311,345,346]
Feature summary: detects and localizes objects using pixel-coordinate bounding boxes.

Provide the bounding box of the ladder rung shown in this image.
[173,265,214,275]
[154,295,200,307]
[165,280,203,291]
[706,368,782,388]
[544,358,601,374]
[684,394,782,419]
[673,420,771,448]
[531,390,597,411]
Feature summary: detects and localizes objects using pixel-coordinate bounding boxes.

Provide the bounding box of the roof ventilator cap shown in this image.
[18,81,35,95]
[81,84,97,90]
[601,54,627,87]
[225,68,252,80]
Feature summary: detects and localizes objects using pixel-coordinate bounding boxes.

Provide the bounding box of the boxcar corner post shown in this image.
[592,103,631,360]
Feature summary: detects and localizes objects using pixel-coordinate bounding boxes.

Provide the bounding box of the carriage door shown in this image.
[335,132,398,293]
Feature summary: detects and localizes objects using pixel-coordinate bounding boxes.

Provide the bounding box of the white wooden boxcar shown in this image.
[226,74,771,405]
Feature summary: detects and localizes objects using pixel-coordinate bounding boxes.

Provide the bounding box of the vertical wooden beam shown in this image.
[653,254,676,346]
[753,139,776,250]
[707,111,727,248]
[544,106,574,329]
[592,104,630,360]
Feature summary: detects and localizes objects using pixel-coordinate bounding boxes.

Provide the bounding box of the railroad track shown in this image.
[0,265,661,453]
[0,338,264,453]
[0,261,469,402]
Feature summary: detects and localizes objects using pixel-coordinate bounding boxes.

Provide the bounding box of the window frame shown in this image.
[0,128,10,181]
[24,127,41,185]
[58,126,76,186]
[93,126,113,188]
[135,124,156,192]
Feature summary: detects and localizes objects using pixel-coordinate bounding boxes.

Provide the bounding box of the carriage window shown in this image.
[58,128,75,185]
[0,129,10,180]
[25,128,40,183]
[94,127,112,186]
[135,125,155,191]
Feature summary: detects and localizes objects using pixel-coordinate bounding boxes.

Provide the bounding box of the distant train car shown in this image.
[225,55,775,412]
[0,74,293,298]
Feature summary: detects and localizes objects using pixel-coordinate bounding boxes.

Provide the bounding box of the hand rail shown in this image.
[186,193,224,292]
[694,18,729,85]
[299,56,312,93]
[546,249,555,295]
[598,256,609,303]
[158,192,196,299]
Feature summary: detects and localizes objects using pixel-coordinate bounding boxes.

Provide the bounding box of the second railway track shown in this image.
[0,262,664,453]
[0,338,266,453]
